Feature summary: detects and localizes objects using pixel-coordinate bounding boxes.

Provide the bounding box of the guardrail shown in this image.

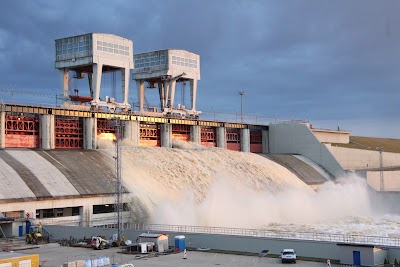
[144,224,400,247]
[38,219,400,247]
[0,100,307,126]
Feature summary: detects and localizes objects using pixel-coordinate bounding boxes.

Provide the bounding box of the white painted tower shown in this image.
[55,33,133,112]
[132,49,201,117]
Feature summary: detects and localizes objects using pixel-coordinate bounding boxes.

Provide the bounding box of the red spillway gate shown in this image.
[172,124,190,142]
[140,123,160,146]
[250,130,262,153]
[201,127,216,147]
[5,115,39,148]
[226,129,240,151]
[55,117,83,149]
[97,118,116,134]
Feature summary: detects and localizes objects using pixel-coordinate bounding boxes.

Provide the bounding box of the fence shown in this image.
[39,218,400,247]
[143,224,400,247]
[0,99,307,126]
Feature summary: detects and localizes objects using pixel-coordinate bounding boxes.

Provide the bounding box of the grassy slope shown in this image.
[332,136,400,153]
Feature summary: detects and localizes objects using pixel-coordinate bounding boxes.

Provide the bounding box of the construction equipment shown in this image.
[111,236,127,247]
[91,236,111,250]
[25,223,49,244]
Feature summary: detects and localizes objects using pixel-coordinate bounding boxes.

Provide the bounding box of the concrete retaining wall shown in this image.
[312,130,350,144]
[43,225,400,262]
[328,146,400,170]
[367,171,400,191]
[269,122,345,177]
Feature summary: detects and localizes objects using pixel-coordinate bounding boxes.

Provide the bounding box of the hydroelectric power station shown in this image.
[1,33,400,263]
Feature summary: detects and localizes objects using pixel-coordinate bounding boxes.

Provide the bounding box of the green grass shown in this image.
[332,136,400,154]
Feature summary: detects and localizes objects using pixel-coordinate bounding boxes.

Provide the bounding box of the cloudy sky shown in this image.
[0,0,399,138]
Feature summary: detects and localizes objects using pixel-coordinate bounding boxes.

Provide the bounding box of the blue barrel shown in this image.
[174,235,186,252]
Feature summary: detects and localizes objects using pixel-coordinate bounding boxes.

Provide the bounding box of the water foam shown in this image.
[98,138,400,236]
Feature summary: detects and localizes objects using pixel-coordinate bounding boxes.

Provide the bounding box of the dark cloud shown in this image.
[0,0,399,137]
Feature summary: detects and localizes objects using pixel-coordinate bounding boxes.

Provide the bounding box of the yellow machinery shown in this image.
[25,223,49,244]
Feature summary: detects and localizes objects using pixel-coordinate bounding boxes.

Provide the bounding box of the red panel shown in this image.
[5,115,39,134]
[201,127,216,143]
[250,131,262,144]
[5,134,39,148]
[226,129,240,142]
[55,118,83,149]
[227,143,240,151]
[97,118,116,134]
[140,124,160,147]
[250,144,262,153]
[5,115,39,148]
[172,124,190,133]
[201,142,216,147]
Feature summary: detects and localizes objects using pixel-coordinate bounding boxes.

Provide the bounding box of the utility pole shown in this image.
[239,90,245,123]
[377,147,384,191]
[111,117,124,240]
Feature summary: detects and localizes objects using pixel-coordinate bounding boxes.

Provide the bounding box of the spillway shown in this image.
[97,139,399,238]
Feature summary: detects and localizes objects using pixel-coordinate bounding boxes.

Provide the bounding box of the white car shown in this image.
[281,249,296,263]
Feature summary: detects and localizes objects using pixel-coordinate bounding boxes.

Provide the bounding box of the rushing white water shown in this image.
[98,138,400,237]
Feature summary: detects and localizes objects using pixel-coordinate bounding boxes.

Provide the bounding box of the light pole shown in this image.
[8,84,16,103]
[109,117,125,241]
[130,97,134,111]
[377,147,384,191]
[51,89,58,107]
[239,90,245,123]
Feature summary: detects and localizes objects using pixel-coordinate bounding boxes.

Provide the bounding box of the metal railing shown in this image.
[38,219,400,247]
[144,224,400,247]
[0,98,308,126]
[199,110,307,126]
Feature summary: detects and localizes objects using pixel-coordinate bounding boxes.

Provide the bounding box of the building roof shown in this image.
[135,49,197,56]
[55,32,131,42]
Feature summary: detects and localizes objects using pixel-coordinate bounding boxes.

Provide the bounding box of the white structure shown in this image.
[55,33,133,112]
[311,128,350,144]
[269,122,345,177]
[132,49,200,117]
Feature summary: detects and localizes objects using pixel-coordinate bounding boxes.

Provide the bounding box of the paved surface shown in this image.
[15,243,338,267]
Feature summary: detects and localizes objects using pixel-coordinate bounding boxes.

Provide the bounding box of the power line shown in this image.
[0,88,57,99]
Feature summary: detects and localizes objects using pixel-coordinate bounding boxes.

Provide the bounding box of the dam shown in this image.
[0,33,400,256]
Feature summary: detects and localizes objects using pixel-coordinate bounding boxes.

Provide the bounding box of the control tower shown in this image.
[55,33,133,112]
[132,49,200,117]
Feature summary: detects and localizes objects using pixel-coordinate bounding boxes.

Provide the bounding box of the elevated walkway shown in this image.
[263,154,332,186]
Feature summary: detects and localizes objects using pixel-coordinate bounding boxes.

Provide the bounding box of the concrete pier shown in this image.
[83,117,97,149]
[240,128,250,152]
[190,125,201,144]
[216,127,226,148]
[124,120,140,146]
[0,111,5,149]
[82,205,93,227]
[262,129,269,153]
[40,114,55,149]
[161,123,172,148]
